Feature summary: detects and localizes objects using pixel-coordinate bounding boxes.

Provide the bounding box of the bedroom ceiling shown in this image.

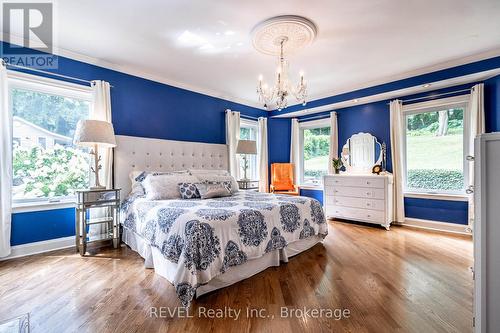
[3,0,500,109]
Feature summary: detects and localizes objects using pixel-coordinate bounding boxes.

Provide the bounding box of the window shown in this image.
[299,118,331,186]
[239,119,259,180]
[403,96,469,195]
[37,137,47,149]
[9,73,93,204]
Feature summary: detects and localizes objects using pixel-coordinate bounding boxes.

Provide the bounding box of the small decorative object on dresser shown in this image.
[323,174,393,230]
[237,179,259,190]
[332,157,343,174]
[75,188,121,255]
[372,164,382,175]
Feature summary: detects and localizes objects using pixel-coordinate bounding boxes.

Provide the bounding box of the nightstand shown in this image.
[237,180,259,190]
[75,188,121,256]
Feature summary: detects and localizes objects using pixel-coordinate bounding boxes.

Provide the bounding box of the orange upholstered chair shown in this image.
[270,163,299,196]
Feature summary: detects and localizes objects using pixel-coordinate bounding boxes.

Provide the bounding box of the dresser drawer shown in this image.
[325,185,385,200]
[324,176,385,189]
[325,205,385,223]
[325,195,385,211]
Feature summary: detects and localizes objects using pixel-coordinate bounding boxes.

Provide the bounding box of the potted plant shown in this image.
[332,157,343,174]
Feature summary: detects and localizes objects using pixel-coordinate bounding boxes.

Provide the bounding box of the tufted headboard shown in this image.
[114,135,229,198]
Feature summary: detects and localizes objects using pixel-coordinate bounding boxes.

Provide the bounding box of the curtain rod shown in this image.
[225,110,260,121]
[2,60,114,87]
[240,114,260,121]
[388,88,471,105]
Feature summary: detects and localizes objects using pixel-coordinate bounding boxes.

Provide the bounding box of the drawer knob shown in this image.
[366,181,370,184]
[367,214,371,217]
[366,192,371,195]
[366,203,371,206]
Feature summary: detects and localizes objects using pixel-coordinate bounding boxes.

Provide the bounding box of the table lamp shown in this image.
[236,140,257,181]
[73,120,116,189]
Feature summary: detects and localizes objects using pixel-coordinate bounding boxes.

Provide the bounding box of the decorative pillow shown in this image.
[194,182,232,199]
[194,174,239,194]
[178,182,201,199]
[129,170,190,196]
[143,173,198,200]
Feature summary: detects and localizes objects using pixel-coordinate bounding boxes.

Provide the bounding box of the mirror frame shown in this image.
[341,132,383,174]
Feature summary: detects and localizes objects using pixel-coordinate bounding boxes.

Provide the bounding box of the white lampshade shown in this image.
[73,120,116,147]
[236,140,257,155]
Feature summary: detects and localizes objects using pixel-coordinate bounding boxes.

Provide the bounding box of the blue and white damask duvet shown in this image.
[121,191,328,307]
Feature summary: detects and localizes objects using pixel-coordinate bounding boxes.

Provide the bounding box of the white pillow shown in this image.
[143,173,198,200]
[194,174,239,193]
[129,170,189,193]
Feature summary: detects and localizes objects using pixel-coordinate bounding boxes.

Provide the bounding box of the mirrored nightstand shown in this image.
[75,188,120,256]
[237,180,259,190]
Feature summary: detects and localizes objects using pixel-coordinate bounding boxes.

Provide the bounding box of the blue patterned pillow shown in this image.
[178,182,201,199]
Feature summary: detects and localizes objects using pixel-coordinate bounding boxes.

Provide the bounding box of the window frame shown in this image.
[8,71,93,210]
[239,118,259,181]
[401,95,470,196]
[299,117,331,188]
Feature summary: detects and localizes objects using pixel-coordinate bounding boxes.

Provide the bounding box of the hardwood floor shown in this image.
[0,221,473,333]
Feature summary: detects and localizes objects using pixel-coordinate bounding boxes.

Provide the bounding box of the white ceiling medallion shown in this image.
[252,15,317,111]
[251,15,318,56]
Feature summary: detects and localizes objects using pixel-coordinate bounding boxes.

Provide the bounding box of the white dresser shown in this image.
[323,173,394,230]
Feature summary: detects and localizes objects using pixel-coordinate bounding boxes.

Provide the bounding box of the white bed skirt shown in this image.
[123,228,323,298]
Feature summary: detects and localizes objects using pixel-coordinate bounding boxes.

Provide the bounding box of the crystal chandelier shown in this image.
[256,37,307,111]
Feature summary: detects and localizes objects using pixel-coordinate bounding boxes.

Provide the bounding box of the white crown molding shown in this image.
[1,34,266,110]
[0,236,75,261]
[290,47,500,108]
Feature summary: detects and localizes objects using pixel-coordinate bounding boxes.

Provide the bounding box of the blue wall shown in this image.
[268,65,500,224]
[485,74,500,133]
[7,42,500,245]
[5,42,265,246]
[11,208,75,246]
[404,198,468,225]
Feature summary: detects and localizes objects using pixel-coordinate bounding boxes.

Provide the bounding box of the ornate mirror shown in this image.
[341,132,383,173]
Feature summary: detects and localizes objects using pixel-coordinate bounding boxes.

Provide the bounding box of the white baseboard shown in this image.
[1,236,75,261]
[399,218,472,235]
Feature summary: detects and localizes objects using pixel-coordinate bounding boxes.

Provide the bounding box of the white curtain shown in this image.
[467,83,485,228]
[389,100,405,223]
[225,110,240,178]
[328,111,339,174]
[257,117,269,192]
[0,62,12,258]
[290,118,300,183]
[91,80,113,189]
[90,81,113,235]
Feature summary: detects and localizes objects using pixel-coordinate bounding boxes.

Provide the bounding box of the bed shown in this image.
[115,135,328,307]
